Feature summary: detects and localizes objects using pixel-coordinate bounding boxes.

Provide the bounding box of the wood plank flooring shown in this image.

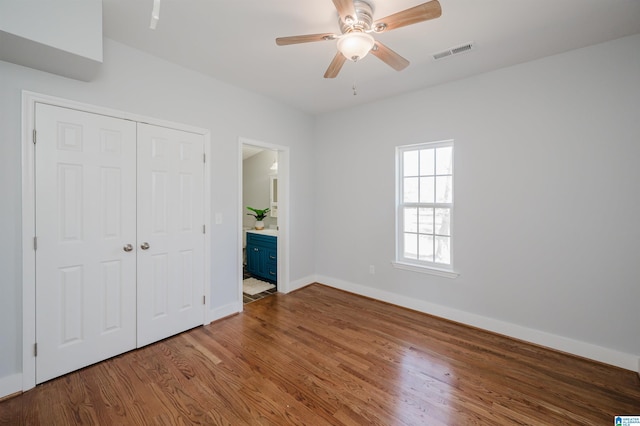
[1,283,639,425]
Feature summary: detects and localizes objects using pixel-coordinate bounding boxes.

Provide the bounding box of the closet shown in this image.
[34,103,205,383]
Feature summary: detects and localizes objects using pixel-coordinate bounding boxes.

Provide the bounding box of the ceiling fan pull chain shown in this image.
[352,63,358,96]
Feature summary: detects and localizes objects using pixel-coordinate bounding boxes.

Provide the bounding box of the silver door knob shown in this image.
[123,244,133,252]
[140,242,150,250]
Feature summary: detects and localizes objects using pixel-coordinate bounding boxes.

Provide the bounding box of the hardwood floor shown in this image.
[2,284,639,425]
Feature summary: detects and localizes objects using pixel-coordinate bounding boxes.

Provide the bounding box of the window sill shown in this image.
[391,261,460,279]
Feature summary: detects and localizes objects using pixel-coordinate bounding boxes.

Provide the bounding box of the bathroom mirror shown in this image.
[270,176,278,217]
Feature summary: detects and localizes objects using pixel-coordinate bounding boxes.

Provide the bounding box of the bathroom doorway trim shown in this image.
[238,137,290,308]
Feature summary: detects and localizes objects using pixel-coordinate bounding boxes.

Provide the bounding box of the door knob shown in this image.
[140,242,150,250]
[123,244,133,252]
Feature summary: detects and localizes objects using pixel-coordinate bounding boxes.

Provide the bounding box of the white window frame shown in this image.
[393,140,459,278]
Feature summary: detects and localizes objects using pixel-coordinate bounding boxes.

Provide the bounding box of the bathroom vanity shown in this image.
[246,230,277,282]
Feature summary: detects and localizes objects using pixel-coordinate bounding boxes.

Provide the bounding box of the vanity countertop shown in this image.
[246,228,278,237]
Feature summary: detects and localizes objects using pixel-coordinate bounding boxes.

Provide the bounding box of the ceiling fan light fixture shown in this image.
[337,32,375,62]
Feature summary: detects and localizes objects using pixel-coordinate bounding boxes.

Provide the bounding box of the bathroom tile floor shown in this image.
[243,268,277,304]
[243,286,277,304]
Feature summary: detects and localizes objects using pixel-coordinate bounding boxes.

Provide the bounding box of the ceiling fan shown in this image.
[276,0,442,78]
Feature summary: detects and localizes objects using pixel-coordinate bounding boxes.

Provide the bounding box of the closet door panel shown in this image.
[137,124,205,347]
[35,103,137,384]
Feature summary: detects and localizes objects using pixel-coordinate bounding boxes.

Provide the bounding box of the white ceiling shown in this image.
[103,0,640,115]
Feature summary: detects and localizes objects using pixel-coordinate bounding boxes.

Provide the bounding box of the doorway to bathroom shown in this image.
[240,139,288,305]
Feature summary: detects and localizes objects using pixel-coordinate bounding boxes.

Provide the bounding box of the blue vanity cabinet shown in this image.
[246,232,277,282]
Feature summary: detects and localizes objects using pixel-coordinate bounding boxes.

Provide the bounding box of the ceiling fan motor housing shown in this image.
[340,0,374,34]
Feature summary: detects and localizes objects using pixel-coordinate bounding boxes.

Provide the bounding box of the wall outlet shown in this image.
[369,265,375,274]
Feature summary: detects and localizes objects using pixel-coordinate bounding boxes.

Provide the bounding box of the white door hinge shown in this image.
[34,343,38,357]
[202,295,206,305]
[203,153,206,163]
[202,224,205,234]
[32,129,37,144]
[33,236,37,250]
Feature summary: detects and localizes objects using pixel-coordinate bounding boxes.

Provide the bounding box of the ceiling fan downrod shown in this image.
[339,0,374,34]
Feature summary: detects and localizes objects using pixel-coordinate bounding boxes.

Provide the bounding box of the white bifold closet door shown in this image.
[34,104,205,384]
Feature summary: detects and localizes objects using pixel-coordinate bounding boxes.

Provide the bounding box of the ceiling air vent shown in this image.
[433,42,474,60]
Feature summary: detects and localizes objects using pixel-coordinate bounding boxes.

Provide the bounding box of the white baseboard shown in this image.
[208,302,241,323]
[0,373,22,400]
[316,275,639,372]
[286,275,318,293]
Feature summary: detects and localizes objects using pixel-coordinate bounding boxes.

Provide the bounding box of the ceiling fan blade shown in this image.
[371,41,410,71]
[276,33,337,46]
[324,52,347,78]
[373,0,442,33]
[332,0,357,24]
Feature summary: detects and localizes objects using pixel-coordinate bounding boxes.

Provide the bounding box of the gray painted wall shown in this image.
[314,34,640,366]
[0,38,316,388]
[2,31,638,395]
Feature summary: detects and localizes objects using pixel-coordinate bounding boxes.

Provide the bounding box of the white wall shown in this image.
[0,38,316,392]
[0,0,102,60]
[2,30,638,398]
[0,0,102,80]
[314,34,640,370]
[243,150,278,229]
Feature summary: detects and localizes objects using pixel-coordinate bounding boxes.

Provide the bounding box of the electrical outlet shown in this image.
[369,265,375,274]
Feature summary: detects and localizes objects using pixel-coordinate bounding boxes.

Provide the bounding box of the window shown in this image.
[395,140,456,276]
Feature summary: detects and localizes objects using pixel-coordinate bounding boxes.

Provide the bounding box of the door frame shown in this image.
[238,137,290,307]
[21,91,212,391]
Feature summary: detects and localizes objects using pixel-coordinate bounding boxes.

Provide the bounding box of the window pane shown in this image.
[403,150,419,177]
[419,177,435,203]
[419,234,434,262]
[420,148,434,176]
[404,233,418,259]
[435,176,453,203]
[436,146,453,175]
[435,236,450,264]
[398,141,453,269]
[404,207,418,233]
[434,208,450,236]
[418,208,433,234]
[403,177,418,202]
